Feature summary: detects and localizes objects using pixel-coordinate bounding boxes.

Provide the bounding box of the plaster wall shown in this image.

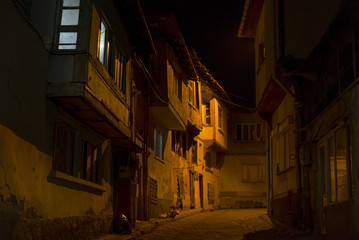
[255,0,276,105]
[227,113,266,154]
[220,154,267,208]
[147,125,172,218]
[306,83,358,238]
[0,1,113,238]
[270,93,297,199]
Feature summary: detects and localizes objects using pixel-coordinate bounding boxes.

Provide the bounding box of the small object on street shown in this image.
[113,213,132,234]
[159,213,168,219]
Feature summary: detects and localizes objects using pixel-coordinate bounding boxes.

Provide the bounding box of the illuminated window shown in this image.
[97,19,127,94]
[57,0,80,49]
[154,128,164,159]
[98,20,115,73]
[319,125,353,205]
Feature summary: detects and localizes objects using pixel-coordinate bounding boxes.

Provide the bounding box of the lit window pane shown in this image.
[61,9,79,25]
[336,128,348,202]
[329,137,337,203]
[99,22,107,64]
[59,32,77,44]
[59,45,76,49]
[63,0,80,7]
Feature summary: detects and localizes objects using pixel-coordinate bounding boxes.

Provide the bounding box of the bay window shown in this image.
[57,0,80,50]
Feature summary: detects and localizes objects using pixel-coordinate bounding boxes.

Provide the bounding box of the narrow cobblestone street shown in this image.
[134,209,319,240]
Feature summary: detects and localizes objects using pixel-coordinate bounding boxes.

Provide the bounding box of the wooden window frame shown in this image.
[236,123,264,142]
[56,0,81,50]
[319,124,353,206]
[53,122,101,184]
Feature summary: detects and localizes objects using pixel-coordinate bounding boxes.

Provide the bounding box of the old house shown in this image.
[143,12,203,217]
[220,111,267,209]
[190,52,230,209]
[239,0,359,239]
[0,0,154,238]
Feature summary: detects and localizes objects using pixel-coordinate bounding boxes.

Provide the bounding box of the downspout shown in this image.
[143,78,150,220]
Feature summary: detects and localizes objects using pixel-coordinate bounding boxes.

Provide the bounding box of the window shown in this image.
[53,123,75,175]
[154,128,164,159]
[171,131,186,158]
[115,50,127,93]
[236,123,263,141]
[204,103,211,125]
[97,19,127,94]
[207,183,215,205]
[149,177,158,204]
[174,71,182,101]
[319,125,352,205]
[80,140,98,183]
[192,141,198,164]
[204,150,218,171]
[167,61,182,101]
[274,127,295,173]
[218,106,223,129]
[53,122,100,184]
[57,0,80,49]
[98,20,115,72]
[204,152,212,168]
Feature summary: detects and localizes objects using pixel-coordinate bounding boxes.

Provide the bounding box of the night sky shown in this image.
[141,0,255,105]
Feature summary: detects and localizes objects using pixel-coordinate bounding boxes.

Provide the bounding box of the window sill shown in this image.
[154,156,165,164]
[48,170,106,195]
[205,167,214,174]
[218,128,224,135]
[323,198,354,208]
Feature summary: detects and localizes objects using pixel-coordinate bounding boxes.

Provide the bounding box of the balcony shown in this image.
[47,53,131,146]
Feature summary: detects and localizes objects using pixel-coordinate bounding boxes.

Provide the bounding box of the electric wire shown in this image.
[135,56,168,104]
[211,92,256,111]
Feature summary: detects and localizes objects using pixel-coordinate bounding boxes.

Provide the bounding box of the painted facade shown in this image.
[144,12,204,218]
[220,112,267,209]
[0,1,263,238]
[0,0,154,238]
[239,0,359,239]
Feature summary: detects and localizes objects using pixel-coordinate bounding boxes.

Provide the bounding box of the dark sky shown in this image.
[142,0,255,105]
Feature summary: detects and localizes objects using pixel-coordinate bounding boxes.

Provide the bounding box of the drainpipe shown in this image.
[261,114,273,216]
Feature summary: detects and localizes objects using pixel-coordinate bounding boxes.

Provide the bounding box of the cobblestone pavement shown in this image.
[134,209,319,240]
